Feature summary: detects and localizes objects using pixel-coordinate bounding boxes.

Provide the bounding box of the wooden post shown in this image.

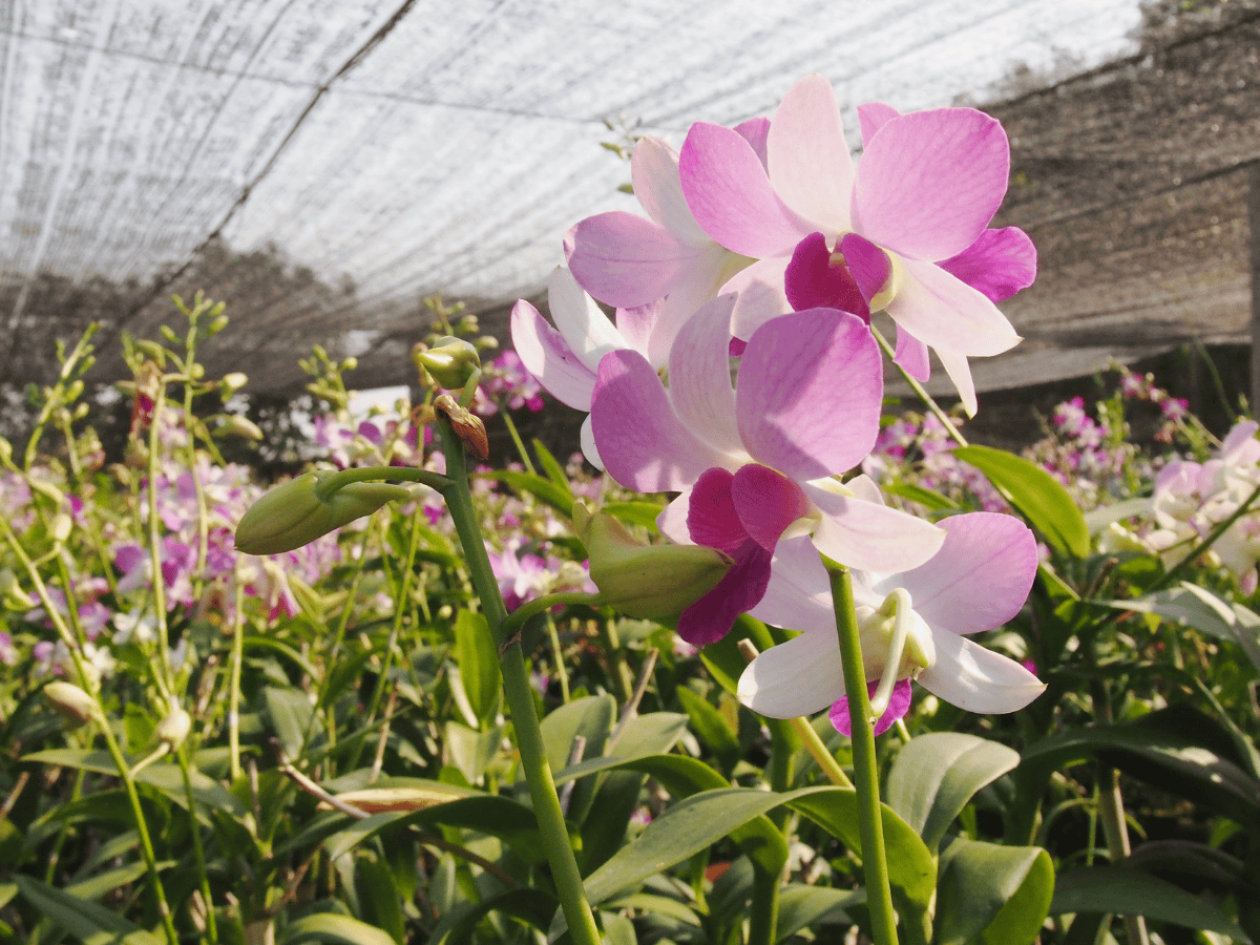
[1249,162,1260,412]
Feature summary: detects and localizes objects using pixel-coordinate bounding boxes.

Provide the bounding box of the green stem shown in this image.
[545,614,571,703]
[499,591,605,642]
[824,556,899,945]
[436,417,601,945]
[314,465,452,499]
[502,411,537,475]
[228,580,245,783]
[177,745,219,944]
[1,519,180,945]
[748,867,781,945]
[871,325,969,448]
[790,716,854,788]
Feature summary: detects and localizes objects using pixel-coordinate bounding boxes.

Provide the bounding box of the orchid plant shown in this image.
[4,73,1260,945]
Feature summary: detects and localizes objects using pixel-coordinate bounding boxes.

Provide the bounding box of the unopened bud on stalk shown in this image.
[216,415,265,441]
[155,702,192,751]
[220,372,248,395]
[235,472,410,555]
[0,570,34,611]
[413,336,481,390]
[44,681,98,728]
[572,501,733,619]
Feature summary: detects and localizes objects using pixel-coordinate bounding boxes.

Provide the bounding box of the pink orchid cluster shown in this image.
[512,74,1044,734]
[476,351,545,416]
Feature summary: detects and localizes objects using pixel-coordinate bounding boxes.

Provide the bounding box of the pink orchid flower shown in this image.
[738,512,1044,730]
[565,129,775,367]
[591,294,943,645]
[679,74,1034,414]
[512,266,666,467]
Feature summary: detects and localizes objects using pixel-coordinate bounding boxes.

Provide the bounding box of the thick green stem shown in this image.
[437,417,601,945]
[314,465,451,498]
[824,557,899,945]
[499,591,604,642]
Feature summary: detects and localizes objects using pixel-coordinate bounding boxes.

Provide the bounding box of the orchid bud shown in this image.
[0,570,34,611]
[572,501,733,619]
[220,372,248,395]
[434,394,489,460]
[155,702,192,751]
[413,336,481,390]
[44,681,98,728]
[235,472,410,555]
[216,415,265,441]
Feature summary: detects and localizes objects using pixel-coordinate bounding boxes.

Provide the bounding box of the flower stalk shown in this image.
[824,555,899,945]
[436,414,602,945]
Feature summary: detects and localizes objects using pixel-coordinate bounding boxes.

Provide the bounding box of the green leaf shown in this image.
[1113,582,1260,672]
[453,610,501,725]
[883,480,961,512]
[600,501,666,531]
[67,860,175,903]
[21,749,245,823]
[1021,707,1260,825]
[426,888,558,945]
[581,787,819,906]
[265,686,315,759]
[14,874,164,945]
[355,855,406,944]
[934,838,1053,945]
[885,732,1019,851]
[278,912,399,945]
[322,795,544,864]
[789,790,937,939]
[775,884,864,941]
[953,444,1090,558]
[1051,867,1252,942]
[480,470,573,516]
[532,438,571,490]
[675,687,741,773]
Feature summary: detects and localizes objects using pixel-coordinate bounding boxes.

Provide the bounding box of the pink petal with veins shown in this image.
[838,233,890,304]
[939,226,1037,302]
[667,295,743,456]
[803,481,945,572]
[591,350,725,493]
[631,136,711,245]
[887,257,1021,358]
[918,633,1045,713]
[736,309,882,481]
[888,512,1037,634]
[565,213,702,308]
[509,300,596,411]
[680,121,811,258]
[767,74,852,233]
[853,108,1009,261]
[732,465,811,551]
[857,102,900,146]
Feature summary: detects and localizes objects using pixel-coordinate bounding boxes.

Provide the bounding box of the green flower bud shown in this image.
[235,472,410,555]
[573,501,733,619]
[220,372,248,395]
[44,681,98,728]
[155,703,192,751]
[216,415,265,441]
[0,570,35,611]
[413,336,481,390]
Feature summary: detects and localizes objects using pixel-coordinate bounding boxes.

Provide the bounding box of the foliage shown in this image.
[0,300,1257,945]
